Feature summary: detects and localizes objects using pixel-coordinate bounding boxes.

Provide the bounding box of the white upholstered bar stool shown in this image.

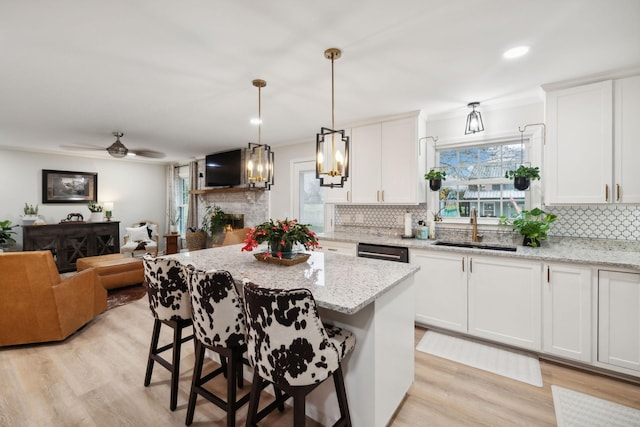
[142,255,194,411]
[243,281,355,427]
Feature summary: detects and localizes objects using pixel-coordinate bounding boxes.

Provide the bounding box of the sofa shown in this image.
[0,251,107,347]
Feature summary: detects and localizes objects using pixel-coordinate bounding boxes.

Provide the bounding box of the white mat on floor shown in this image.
[552,385,640,427]
[416,330,543,387]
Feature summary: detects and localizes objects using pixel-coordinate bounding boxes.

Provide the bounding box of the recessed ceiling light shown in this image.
[503,46,530,59]
[250,118,262,125]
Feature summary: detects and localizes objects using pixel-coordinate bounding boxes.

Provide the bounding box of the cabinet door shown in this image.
[350,123,381,203]
[316,240,356,256]
[598,270,640,371]
[380,117,424,204]
[614,75,640,203]
[545,80,613,204]
[412,249,467,332]
[468,256,542,350]
[542,263,592,362]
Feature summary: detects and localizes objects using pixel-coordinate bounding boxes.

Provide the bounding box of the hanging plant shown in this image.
[424,169,447,191]
[505,165,540,190]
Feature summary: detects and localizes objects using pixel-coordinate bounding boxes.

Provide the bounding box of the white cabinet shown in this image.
[545,80,613,204]
[598,269,640,372]
[349,114,425,205]
[467,256,542,351]
[614,75,640,203]
[542,263,592,362]
[412,249,467,332]
[316,239,356,256]
[545,75,640,204]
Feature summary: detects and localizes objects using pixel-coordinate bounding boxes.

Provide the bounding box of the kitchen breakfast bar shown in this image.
[169,244,420,427]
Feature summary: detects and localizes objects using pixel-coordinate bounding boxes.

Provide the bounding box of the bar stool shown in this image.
[185,268,285,426]
[142,255,194,411]
[243,281,356,427]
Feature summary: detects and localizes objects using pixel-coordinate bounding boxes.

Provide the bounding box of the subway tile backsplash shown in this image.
[335,204,640,241]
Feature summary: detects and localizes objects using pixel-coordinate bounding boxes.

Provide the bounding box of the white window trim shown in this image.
[425,129,543,224]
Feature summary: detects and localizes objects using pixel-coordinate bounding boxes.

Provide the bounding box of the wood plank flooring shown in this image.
[1,298,639,426]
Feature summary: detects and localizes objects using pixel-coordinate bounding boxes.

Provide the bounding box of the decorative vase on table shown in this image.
[269,240,294,259]
[89,212,104,222]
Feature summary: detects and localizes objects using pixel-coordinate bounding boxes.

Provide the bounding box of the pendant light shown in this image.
[246,79,274,190]
[316,48,349,188]
[465,102,485,134]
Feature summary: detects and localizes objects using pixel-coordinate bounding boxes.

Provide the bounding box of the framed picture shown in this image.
[42,169,98,204]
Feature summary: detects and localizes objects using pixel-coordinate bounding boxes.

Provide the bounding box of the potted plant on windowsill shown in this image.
[0,220,19,252]
[505,165,540,191]
[499,207,557,247]
[424,169,447,191]
[241,218,319,259]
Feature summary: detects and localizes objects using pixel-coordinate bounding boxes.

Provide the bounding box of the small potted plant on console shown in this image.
[424,169,447,191]
[505,165,540,191]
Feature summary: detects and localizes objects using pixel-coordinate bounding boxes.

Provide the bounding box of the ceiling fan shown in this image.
[61,132,166,159]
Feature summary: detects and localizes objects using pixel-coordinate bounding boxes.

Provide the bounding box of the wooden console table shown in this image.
[23,222,120,273]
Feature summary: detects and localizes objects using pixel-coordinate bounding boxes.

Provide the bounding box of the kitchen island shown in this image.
[169,244,420,427]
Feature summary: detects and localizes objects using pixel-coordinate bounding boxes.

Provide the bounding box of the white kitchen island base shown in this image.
[312,274,415,427]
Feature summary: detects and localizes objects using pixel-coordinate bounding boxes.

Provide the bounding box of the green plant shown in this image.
[505,165,540,180]
[0,220,19,249]
[23,203,38,215]
[202,204,227,237]
[241,218,320,258]
[499,208,557,247]
[424,169,447,181]
[88,202,103,212]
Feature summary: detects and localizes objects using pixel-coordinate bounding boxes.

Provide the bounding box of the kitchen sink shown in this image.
[433,241,517,252]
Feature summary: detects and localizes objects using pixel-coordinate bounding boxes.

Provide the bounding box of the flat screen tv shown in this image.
[205,149,243,187]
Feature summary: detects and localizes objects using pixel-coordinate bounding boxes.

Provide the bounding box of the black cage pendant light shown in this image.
[316,48,349,188]
[465,102,485,134]
[246,79,274,190]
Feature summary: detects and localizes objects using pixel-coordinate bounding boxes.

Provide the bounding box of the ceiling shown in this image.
[1,1,639,163]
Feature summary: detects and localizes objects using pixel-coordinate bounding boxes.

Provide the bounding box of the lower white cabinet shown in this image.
[468,256,542,351]
[598,269,640,372]
[316,240,356,257]
[542,263,592,362]
[412,249,467,332]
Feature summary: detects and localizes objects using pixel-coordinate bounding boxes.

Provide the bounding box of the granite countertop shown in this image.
[318,231,640,272]
[168,244,419,315]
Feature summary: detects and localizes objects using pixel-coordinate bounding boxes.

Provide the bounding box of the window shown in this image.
[434,139,529,219]
[175,165,189,235]
[292,160,325,233]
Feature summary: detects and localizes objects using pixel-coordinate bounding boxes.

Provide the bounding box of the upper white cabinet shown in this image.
[545,80,613,204]
[614,75,640,203]
[342,113,426,205]
[545,74,640,204]
[542,263,592,363]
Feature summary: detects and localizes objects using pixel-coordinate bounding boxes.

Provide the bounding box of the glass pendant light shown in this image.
[465,102,485,134]
[246,79,274,190]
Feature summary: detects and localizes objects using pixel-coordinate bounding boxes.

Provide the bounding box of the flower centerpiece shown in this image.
[241,218,319,259]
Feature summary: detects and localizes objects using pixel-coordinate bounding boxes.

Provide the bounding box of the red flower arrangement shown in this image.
[241,218,320,259]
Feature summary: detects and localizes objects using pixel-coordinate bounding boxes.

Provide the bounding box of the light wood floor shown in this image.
[1,298,639,426]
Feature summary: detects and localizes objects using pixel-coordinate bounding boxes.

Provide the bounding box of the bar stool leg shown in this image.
[170,321,183,411]
[186,340,205,425]
[144,319,161,387]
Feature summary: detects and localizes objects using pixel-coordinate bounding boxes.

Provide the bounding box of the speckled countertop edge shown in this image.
[318,232,640,272]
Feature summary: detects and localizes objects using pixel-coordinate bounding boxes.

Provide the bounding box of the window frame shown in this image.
[426,131,543,225]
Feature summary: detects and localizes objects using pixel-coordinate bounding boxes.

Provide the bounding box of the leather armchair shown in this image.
[0,251,107,347]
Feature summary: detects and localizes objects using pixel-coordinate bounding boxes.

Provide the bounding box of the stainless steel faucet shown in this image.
[470,208,480,243]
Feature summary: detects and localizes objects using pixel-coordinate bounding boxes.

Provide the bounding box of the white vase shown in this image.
[89,212,104,222]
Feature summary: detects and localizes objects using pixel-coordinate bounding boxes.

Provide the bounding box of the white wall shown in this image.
[0,148,167,250]
[269,141,315,220]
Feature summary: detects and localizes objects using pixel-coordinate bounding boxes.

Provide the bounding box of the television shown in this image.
[205,149,243,187]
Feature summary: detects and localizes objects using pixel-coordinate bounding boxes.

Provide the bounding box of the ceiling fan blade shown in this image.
[129,149,166,159]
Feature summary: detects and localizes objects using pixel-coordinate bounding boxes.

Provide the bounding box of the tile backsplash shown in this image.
[335,204,640,241]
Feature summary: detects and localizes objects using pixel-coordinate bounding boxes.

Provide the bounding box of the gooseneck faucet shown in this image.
[471,208,480,243]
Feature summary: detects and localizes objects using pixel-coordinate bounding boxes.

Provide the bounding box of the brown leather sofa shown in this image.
[0,251,107,347]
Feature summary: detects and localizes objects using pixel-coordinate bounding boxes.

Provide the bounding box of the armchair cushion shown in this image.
[0,251,107,347]
[126,225,151,242]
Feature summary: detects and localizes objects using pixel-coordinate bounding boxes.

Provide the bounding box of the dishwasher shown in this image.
[356,242,409,263]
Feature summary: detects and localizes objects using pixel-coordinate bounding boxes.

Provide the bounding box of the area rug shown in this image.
[416,330,543,387]
[552,385,640,427]
[107,284,147,310]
